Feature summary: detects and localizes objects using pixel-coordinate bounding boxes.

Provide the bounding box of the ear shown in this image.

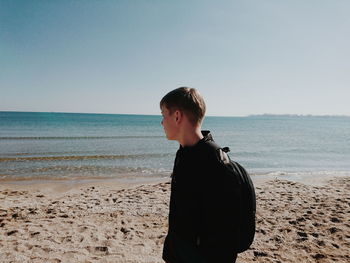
[174,110,182,124]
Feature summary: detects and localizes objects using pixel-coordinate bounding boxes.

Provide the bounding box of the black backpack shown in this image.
[205,141,256,254]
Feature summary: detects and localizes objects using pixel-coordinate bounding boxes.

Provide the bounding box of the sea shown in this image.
[0,111,349,183]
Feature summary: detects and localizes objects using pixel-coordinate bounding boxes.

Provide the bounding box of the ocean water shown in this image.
[0,111,349,182]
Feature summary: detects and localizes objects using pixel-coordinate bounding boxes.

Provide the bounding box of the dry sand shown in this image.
[0,176,349,263]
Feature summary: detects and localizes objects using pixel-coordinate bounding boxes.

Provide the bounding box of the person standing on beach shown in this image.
[160,87,238,263]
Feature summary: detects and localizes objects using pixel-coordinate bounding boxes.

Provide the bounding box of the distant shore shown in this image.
[1,175,349,262]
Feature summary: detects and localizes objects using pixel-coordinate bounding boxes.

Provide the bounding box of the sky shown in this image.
[1,0,349,116]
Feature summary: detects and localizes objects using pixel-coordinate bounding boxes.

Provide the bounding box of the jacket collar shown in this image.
[178,130,214,151]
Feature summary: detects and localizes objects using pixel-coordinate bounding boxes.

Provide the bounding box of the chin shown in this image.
[165,134,175,141]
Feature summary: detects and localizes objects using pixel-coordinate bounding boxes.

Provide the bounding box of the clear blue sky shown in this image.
[1,0,349,116]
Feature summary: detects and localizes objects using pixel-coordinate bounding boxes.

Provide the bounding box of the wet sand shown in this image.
[0,176,349,262]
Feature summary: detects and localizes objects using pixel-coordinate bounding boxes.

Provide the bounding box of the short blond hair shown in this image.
[160,87,206,125]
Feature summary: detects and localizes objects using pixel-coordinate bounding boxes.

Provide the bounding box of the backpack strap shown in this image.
[204,141,231,165]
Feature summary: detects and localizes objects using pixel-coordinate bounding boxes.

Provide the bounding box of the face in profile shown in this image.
[161,106,178,141]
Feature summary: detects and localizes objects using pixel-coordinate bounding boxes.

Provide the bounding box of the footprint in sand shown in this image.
[330,217,342,223]
[7,230,18,236]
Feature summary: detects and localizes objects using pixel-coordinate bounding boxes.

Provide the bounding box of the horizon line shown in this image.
[1,110,349,118]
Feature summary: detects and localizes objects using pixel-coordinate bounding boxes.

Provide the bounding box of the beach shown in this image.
[0,176,349,263]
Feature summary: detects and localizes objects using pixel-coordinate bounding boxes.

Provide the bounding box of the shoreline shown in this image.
[1,170,349,190]
[0,176,170,195]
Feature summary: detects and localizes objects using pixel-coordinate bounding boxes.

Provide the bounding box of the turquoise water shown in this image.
[0,111,349,181]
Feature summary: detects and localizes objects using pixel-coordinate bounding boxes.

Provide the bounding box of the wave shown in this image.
[0,165,172,181]
[0,135,163,140]
[0,165,169,174]
[1,151,98,157]
[0,153,171,162]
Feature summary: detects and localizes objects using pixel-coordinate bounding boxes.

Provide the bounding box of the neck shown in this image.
[178,127,203,147]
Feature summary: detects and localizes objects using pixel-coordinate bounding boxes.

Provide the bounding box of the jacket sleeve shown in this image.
[162,230,204,263]
[162,232,175,262]
[162,161,203,262]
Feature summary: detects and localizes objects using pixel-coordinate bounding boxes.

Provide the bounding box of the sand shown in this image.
[0,176,349,263]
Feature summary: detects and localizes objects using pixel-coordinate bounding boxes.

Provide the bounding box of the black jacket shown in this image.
[162,131,237,263]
